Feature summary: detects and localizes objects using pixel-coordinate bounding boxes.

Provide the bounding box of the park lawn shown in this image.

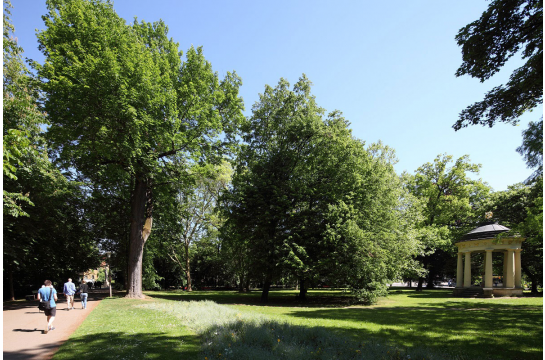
[52,297,201,360]
[52,289,542,359]
[224,289,543,360]
[146,288,542,360]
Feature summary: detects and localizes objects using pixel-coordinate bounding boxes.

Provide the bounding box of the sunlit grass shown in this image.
[52,297,200,360]
[221,289,543,360]
[146,288,542,359]
[52,289,542,359]
[141,299,465,360]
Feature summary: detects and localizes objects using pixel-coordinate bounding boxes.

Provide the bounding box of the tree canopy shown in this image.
[3,0,100,300]
[517,118,543,181]
[403,154,490,289]
[453,0,542,130]
[3,0,45,218]
[35,0,244,297]
[222,76,420,303]
[478,178,543,292]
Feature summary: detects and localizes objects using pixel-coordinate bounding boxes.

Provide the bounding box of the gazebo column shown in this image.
[484,250,493,288]
[456,253,464,288]
[514,249,522,288]
[502,252,507,287]
[464,252,472,287]
[505,250,515,288]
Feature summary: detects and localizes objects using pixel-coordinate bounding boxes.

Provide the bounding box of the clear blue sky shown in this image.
[9,0,542,191]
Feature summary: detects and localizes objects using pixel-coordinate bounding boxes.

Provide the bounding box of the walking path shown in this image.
[3,292,105,360]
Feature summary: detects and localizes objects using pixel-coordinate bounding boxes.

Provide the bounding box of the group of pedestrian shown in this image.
[37,278,90,334]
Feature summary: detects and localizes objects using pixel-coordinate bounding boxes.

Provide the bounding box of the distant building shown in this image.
[79,259,110,287]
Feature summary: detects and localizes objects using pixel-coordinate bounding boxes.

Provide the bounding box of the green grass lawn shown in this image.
[52,297,201,360]
[52,288,543,360]
[227,289,543,360]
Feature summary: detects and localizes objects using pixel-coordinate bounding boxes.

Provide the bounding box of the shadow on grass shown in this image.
[286,301,543,360]
[146,289,354,308]
[50,332,200,360]
[200,319,430,360]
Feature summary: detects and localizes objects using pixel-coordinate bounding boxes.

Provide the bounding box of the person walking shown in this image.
[79,281,89,309]
[37,280,58,334]
[63,278,76,310]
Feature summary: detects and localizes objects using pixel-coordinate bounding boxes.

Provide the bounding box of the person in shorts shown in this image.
[37,280,58,334]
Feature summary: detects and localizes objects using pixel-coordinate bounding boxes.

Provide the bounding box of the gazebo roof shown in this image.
[459,223,510,242]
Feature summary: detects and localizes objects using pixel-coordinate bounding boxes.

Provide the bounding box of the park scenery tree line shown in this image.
[3,0,543,304]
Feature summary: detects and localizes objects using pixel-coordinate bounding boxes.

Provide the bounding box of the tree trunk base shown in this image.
[125,293,146,299]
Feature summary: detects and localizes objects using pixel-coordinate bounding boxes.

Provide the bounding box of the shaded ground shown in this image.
[147,288,355,307]
[3,291,106,360]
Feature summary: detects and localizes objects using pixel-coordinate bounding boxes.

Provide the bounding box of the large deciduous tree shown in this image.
[3,0,44,218]
[159,162,232,291]
[453,0,542,130]
[223,76,420,304]
[478,179,543,293]
[517,118,543,181]
[404,154,491,290]
[36,0,244,298]
[3,0,100,301]
[223,76,325,302]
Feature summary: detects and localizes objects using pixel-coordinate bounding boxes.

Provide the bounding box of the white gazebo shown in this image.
[454,223,525,297]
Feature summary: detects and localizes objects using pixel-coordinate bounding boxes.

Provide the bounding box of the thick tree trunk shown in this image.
[416,277,424,291]
[261,275,271,303]
[298,278,308,301]
[426,271,435,289]
[531,279,538,294]
[522,265,539,295]
[244,276,251,292]
[126,176,153,299]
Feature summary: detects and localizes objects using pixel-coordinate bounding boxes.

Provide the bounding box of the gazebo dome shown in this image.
[459,223,510,242]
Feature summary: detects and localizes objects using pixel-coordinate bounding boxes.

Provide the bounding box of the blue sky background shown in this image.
[8,0,542,191]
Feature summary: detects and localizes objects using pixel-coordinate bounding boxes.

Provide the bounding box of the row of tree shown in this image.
[4,0,542,302]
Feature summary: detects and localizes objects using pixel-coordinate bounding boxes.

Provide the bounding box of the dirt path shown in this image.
[3,292,104,360]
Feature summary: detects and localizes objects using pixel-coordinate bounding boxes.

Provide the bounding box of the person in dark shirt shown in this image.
[79,282,89,309]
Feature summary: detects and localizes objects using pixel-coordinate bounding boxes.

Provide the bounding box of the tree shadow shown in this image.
[146,290,353,308]
[200,319,419,360]
[3,295,105,312]
[50,331,200,360]
[3,342,60,360]
[3,301,42,311]
[286,301,542,360]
